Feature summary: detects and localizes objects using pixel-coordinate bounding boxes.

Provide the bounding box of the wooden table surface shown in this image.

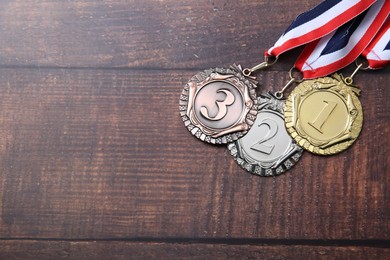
[0,1,389,259]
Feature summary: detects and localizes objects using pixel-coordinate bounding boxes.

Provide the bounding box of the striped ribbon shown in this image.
[362,19,390,69]
[266,0,389,79]
[266,0,376,57]
[296,0,389,78]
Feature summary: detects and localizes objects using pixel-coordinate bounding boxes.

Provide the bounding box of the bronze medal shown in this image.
[285,73,363,155]
[179,65,258,144]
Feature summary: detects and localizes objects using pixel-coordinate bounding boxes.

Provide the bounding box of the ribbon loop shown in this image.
[362,19,390,69]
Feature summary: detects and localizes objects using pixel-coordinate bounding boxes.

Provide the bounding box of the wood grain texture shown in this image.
[0,241,389,260]
[0,69,387,241]
[0,0,388,258]
[0,0,312,70]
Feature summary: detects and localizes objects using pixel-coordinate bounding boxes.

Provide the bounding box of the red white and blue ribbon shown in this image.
[362,19,390,69]
[266,0,390,79]
[266,0,376,57]
[296,0,389,78]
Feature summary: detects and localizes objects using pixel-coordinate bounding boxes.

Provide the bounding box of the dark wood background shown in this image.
[0,0,388,259]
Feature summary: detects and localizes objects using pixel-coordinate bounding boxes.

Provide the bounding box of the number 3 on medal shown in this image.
[200,89,235,121]
[251,118,278,154]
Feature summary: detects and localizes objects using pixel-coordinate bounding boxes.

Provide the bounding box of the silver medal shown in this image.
[179,65,258,144]
[228,92,303,176]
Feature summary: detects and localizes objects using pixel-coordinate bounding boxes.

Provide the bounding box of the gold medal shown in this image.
[284,73,363,155]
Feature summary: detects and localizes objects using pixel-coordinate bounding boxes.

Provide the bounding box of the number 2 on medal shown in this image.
[251,118,278,154]
[200,89,235,121]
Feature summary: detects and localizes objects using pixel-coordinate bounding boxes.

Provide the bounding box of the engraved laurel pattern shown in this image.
[179,64,258,144]
[284,74,363,155]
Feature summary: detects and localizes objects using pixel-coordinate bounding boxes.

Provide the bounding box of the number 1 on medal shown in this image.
[309,100,337,133]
